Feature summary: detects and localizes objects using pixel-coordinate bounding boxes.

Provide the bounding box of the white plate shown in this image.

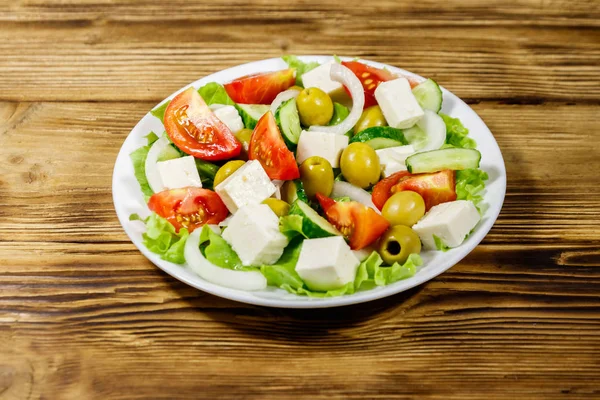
[112,56,506,308]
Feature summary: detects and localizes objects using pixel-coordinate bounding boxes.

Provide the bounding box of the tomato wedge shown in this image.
[342,61,420,108]
[224,69,296,104]
[372,170,457,211]
[148,187,229,233]
[316,194,389,250]
[164,88,241,161]
[249,111,300,180]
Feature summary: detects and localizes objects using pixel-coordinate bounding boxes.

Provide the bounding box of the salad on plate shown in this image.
[128,55,489,297]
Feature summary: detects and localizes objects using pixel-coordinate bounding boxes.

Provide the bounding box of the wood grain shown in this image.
[1,0,599,399]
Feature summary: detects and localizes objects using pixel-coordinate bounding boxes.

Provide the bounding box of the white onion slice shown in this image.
[184,229,267,291]
[144,135,171,193]
[308,63,365,135]
[332,181,380,214]
[270,89,300,116]
[271,180,284,200]
[352,247,373,262]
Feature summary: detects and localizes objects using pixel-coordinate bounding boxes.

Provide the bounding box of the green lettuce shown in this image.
[440,113,477,149]
[198,82,236,106]
[329,102,350,126]
[279,214,307,240]
[281,55,320,87]
[197,225,250,270]
[129,132,160,200]
[150,102,170,123]
[433,235,451,252]
[261,245,422,298]
[130,213,189,264]
[455,168,489,212]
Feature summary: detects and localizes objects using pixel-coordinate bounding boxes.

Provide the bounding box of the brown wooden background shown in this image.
[1,1,599,399]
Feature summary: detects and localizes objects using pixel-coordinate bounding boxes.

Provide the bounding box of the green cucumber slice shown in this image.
[403,110,446,151]
[412,79,443,112]
[405,148,481,174]
[236,104,270,130]
[275,98,302,146]
[289,200,340,238]
[350,126,408,150]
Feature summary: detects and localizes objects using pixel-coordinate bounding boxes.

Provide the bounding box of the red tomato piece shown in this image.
[372,170,457,211]
[224,69,296,104]
[316,193,390,250]
[249,111,300,180]
[341,61,420,108]
[148,187,229,233]
[164,88,241,161]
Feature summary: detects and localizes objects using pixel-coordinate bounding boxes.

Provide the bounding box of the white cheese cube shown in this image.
[301,61,348,99]
[295,236,360,291]
[222,204,289,266]
[376,145,415,177]
[412,200,481,250]
[296,130,349,168]
[215,160,276,214]
[212,105,244,134]
[375,78,424,129]
[156,156,202,190]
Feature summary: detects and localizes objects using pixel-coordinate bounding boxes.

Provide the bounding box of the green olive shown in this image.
[299,156,334,199]
[377,225,422,265]
[340,143,380,189]
[382,191,426,227]
[354,105,387,134]
[213,160,246,188]
[281,180,299,204]
[262,198,291,217]
[296,87,334,126]
[234,128,253,160]
[289,85,304,92]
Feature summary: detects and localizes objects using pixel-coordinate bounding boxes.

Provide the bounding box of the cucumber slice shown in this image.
[350,126,408,150]
[275,98,302,146]
[236,104,270,130]
[289,200,340,238]
[405,148,481,174]
[157,144,181,162]
[412,79,443,112]
[403,110,446,151]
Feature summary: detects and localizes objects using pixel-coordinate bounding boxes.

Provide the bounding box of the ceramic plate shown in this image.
[112,56,506,308]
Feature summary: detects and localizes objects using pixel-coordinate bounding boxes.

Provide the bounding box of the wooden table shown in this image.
[1,1,599,399]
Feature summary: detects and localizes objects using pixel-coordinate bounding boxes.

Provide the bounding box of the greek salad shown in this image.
[129,56,488,297]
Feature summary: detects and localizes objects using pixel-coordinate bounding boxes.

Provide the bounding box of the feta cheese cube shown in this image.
[412,200,481,250]
[156,156,202,190]
[376,145,415,177]
[295,236,360,291]
[375,78,424,129]
[301,61,348,100]
[296,130,349,168]
[212,104,244,134]
[215,160,276,214]
[222,204,289,266]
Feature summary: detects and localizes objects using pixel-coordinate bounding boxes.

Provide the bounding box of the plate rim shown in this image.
[112,55,507,309]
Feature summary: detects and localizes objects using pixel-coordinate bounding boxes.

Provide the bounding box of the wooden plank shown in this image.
[0,11,598,102]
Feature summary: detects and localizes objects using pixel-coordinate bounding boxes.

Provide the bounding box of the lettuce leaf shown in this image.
[279,214,307,240]
[130,213,189,264]
[198,82,236,106]
[129,132,160,200]
[329,102,349,126]
[281,55,320,87]
[198,225,245,270]
[440,113,477,149]
[455,168,489,212]
[433,235,451,252]
[150,102,170,123]
[261,245,422,298]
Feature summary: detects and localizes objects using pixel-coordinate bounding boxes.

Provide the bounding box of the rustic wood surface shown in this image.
[1,0,599,399]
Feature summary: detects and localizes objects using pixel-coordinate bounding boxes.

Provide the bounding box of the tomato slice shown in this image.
[316,194,389,250]
[372,170,457,211]
[224,69,296,104]
[164,87,241,161]
[342,61,420,108]
[371,171,412,210]
[148,187,229,233]
[249,111,300,180]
